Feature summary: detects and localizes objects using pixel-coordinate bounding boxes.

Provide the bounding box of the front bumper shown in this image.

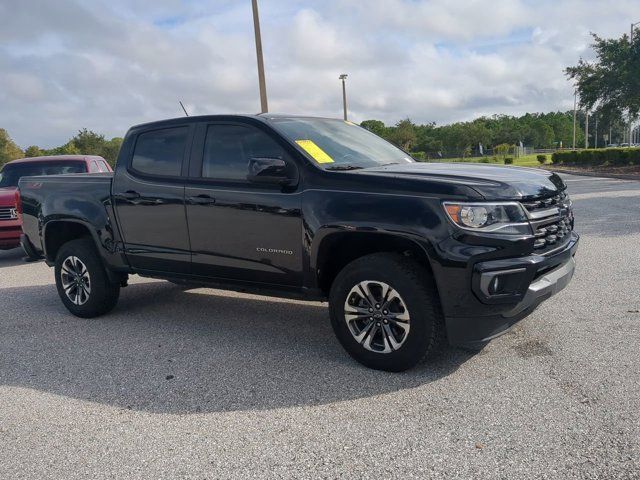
[446,232,579,348]
[0,224,22,249]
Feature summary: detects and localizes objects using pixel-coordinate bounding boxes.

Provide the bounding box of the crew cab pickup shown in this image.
[1,155,112,250]
[18,115,578,371]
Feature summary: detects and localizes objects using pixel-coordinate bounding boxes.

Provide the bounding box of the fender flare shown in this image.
[308,225,438,290]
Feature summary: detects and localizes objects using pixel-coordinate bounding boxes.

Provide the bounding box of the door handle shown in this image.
[119,190,141,200]
[188,194,216,205]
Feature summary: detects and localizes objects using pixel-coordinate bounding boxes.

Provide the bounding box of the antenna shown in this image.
[179,101,189,117]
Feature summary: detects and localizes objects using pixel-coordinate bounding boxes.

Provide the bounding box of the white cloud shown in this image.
[0,0,635,148]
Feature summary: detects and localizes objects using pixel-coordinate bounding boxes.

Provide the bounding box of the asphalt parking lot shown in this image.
[1,173,639,479]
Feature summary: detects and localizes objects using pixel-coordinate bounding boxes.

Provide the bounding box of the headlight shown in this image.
[443,202,532,235]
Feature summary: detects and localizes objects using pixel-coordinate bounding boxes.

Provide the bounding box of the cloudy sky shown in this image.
[0,0,635,148]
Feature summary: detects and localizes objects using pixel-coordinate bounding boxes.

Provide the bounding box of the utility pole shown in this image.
[594,114,598,148]
[585,111,589,149]
[252,0,268,113]
[572,88,577,149]
[339,74,348,121]
[630,22,639,145]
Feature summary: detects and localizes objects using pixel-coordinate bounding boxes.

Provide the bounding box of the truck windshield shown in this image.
[270,118,414,169]
[0,161,86,188]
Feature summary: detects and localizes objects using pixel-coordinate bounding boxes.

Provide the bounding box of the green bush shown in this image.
[494,143,512,156]
[621,149,639,165]
[537,154,547,164]
[580,149,606,166]
[504,157,514,164]
[551,148,640,166]
[411,151,427,162]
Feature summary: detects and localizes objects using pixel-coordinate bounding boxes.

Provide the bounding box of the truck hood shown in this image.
[0,186,17,207]
[361,162,565,200]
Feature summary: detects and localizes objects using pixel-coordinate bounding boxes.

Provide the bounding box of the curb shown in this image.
[544,167,640,181]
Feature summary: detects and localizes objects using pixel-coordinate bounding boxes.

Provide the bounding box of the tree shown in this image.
[47,142,80,156]
[0,129,24,166]
[71,128,106,155]
[360,120,387,137]
[566,29,640,125]
[101,137,123,166]
[386,119,417,151]
[525,119,555,148]
[494,143,512,159]
[24,145,43,158]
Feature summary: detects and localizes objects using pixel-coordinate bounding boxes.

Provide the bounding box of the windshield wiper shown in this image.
[325,164,364,171]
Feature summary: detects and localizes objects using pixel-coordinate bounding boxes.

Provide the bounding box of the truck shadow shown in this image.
[0,281,476,414]
[0,248,29,268]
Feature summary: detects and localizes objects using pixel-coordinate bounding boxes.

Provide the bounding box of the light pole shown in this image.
[339,74,348,121]
[629,22,639,145]
[572,88,577,149]
[252,0,268,113]
[585,111,589,149]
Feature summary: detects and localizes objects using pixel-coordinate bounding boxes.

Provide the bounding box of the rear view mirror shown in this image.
[247,157,295,186]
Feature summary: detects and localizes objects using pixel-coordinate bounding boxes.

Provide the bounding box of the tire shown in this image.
[54,238,120,318]
[329,253,444,372]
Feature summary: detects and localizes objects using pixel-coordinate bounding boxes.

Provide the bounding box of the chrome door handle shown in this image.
[188,194,216,205]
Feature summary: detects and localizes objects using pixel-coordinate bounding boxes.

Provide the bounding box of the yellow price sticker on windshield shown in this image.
[295,139,334,164]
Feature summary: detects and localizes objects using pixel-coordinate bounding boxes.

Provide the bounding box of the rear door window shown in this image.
[131,127,188,177]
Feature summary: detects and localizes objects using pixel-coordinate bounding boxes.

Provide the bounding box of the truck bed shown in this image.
[18,173,115,257]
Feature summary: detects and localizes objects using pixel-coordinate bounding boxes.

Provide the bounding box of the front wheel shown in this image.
[54,238,120,318]
[329,253,444,372]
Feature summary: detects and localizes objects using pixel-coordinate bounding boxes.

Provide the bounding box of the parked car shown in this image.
[18,115,578,371]
[0,155,112,250]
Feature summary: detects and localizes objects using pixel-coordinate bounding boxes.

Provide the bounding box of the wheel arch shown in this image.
[43,219,100,263]
[312,229,437,296]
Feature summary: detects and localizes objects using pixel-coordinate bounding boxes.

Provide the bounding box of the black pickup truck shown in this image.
[18,115,578,371]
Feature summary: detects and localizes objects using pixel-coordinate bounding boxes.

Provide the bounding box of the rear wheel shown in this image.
[329,253,444,372]
[54,238,120,318]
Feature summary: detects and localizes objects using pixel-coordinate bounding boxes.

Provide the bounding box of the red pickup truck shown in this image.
[0,155,112,250]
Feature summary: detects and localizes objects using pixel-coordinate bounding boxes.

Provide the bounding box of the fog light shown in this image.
[490,276,501,295]
[479,268,528,298]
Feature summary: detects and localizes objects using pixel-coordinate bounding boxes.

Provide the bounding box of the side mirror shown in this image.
[247,157,295,186]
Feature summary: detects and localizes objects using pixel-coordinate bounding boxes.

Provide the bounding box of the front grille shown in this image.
[522,192,574,253]
[0,206,18,221]
[521,191,568,212]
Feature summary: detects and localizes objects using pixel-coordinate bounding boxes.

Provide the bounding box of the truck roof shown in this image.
[129,113,341,131]
[7,155,105,165]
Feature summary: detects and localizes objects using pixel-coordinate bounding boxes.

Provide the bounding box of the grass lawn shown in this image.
[425,153,548,168]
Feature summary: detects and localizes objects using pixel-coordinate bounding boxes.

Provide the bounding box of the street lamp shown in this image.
[585,110,589,149]
[572,88,577,149]
[339,74,348,121]
[629,21,640,145]
[252,0,268,113]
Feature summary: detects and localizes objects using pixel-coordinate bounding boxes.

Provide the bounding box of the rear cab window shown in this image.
[0,161,87,188]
